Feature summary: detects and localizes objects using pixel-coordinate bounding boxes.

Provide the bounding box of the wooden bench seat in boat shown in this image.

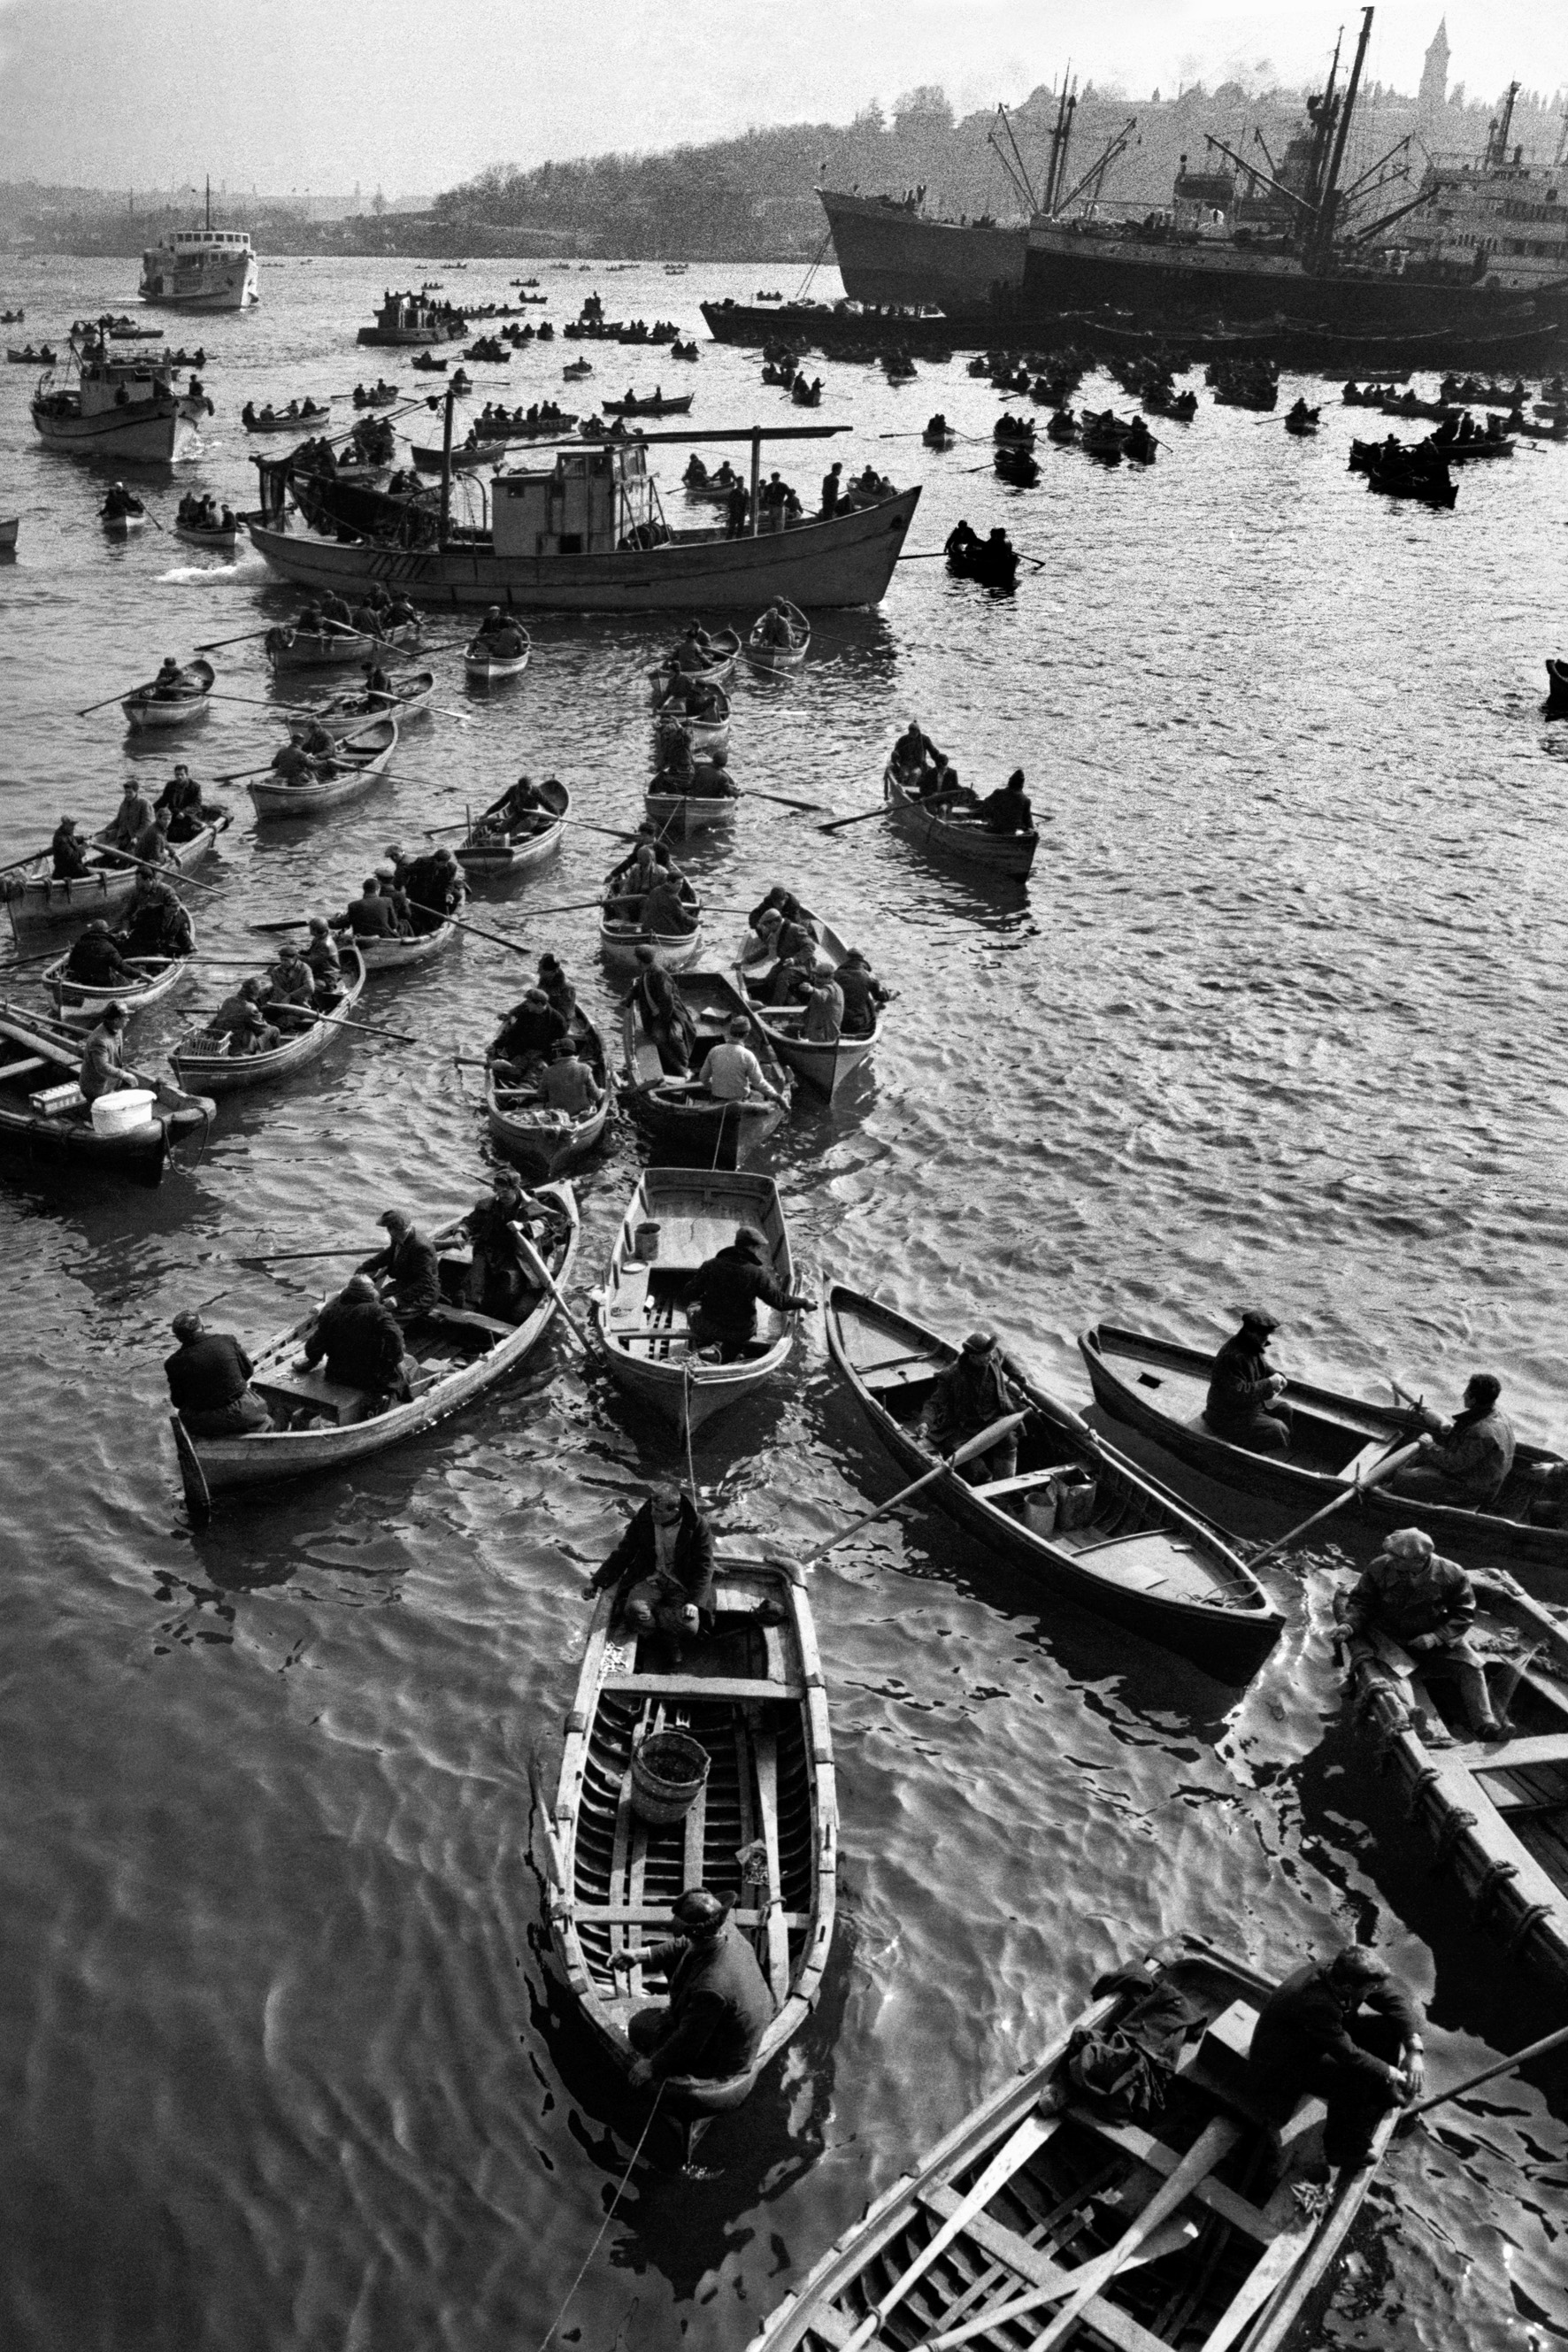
[253,1365,368,1424]
[572,1901,810,1928]
[601,1671,803,1703]
[968,1465,1080,1503]
[0,1056,49,1085]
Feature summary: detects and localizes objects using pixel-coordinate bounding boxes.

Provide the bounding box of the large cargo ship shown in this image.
[140,184,258,311]
[818,9,1568,363]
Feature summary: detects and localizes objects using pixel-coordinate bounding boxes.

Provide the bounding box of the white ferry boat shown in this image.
[140,186,258,311]
[1389,86,1568,294]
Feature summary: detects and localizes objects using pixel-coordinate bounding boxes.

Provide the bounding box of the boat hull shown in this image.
[33,404,199,464]
[485,1012,611,1178]
[169,947,366,1093]
[3,822,221,948]
[883,762,1038,879]
[819,189,1026,308]
[644,790,738,836]
[245,489,920,612]
[359,914,460,972]
[621,969,788,1167]
[0,997,212,1188]
[248,719,398,820]
[122,658,215,731]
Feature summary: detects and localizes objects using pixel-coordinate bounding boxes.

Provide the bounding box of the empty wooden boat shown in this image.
[297,667,435,738]
[2,820,222,949]
[248,716,398,820]
[882,761,1038,881]
[171,1182,580,1516]
[829,1289,1283,1683]
[169,944,366,1094]
[744,599,810,676]
[734,905,880,1100]
[485,1009,611,1178]
[121,657,215,732]
[595,1167,800,1436]
[457,776,569,875]
[1080,1322,1568,1587]
[621,968,788,1165]
[548,1550,835,2139]
[44,933,196,1024]
[748,1932,1396,2352]
[0,996,213,1188]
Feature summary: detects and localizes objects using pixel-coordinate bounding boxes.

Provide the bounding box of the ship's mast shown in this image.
[1309,5,1373,269]
[204,175,211,230]
[1302,28,1342,217]
[1041,78,1078,217]
[1485,81,1520,168]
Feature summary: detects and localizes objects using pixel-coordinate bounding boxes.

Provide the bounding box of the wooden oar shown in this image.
[183,1005,417,1044]
[98,847,226,895]
[1398,2020,1568,2129]
[800,1412,1029,1569]
[230,1245,366,1264]
[1195,2213,1320,2352]
[76,680,166,718]
[195,625,282,653]
[514,1227,595,1353]
[739,788,833,813]
[250,905,532,957]
[1249,1440,1424,1570]
[819,803,894,835]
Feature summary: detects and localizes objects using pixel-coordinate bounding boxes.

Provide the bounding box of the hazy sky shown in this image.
[3,0,1564,196]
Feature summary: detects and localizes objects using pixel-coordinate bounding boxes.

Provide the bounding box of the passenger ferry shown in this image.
[140,185,258,311]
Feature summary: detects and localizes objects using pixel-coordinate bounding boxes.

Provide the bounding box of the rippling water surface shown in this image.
[2,254,1566,2352]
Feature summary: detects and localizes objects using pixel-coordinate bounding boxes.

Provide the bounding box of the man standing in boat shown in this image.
[1205,1310,1292,1454]
[612,1887,775,2090]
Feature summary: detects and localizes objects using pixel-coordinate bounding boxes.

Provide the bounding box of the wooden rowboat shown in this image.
[644,782,740,838]
[601,390,694,416]
[744,599,810,676]
[101,506,147,537]
[596,1167,799,1436]
[747,1932,1396,2352]
[457,776,570,875]
[173,520,240,551]
[296,668,435,739]
[44,934,196,1025]
[600,878,704,973]
[882,761,1039,881]
[829,1289,1282,1683]
[648,626,742,700]
[0,996,213,1188]
[171,1182,580,1515]
[547,1550,835,2141]
[735,905,880,1100]
[621,969,789,1167]
[465,629,532,681]
[485,1009,611,1179]
[654,682,731,755]
[2,820,222,949]
[248,716,399,820]
[243,404,330,433]
[169,945,366,1095]
[1344,1570,1568,1992]
[357,908,462,972]
[1079,1323,1568,1588]
[121,657,216,732]
[265,619,420,671]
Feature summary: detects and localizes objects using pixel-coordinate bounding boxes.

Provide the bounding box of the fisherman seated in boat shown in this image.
[626,948,696,1074]
[688,759,738,800]
[757,601,795,648]
[536,952,574,1020]
[51,817,92,880]
[265,945,320,1030]
[1205,1309,1292,1453]
[655,726,697,789]
[615,1886,777,2090]
[923,1331,1030,1486]
[359,1209,442,1327]
[640,873,698,940]
[117,882,193,965]
[478,774,548,842]
[106,785,154,856]
[65,920,135,989]
[132,810,175,870]
[303,917,342,986]
[1386,1373,1516,1511]
[1341,1527,1504,1738]
[890,719,944,782]
[588,1483,718,1646]
[834,950,888,1039]
[242,401,257,427]
[165,1311,273,1439]
[970,769,1034,834]
[536,1036,603,1118]
[270,740,318,788]
[684,1228,811,1364]
[332,879,399,942]
[945,520,978,558]
[434,1172,551,1321]
[490,988,568,1085]
[217,996,281,1059]
[295,1275,411,1414]
[703,1016,788,1111]
[372,861,414,935]
[1246,1944,1424,2177]
[320,592,354,626]
[150,657,187,700]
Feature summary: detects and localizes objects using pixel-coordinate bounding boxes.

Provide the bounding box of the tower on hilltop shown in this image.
[1418,19,1450,115]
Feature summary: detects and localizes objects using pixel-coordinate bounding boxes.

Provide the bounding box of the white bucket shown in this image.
[91,1088,158,1137]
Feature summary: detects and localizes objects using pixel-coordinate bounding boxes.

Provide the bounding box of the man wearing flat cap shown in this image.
[1205,1309,1292,1454]
[359,1207,441,1325]
[1247,1942,1426,2174]
[611,1887,776,2088]
[164,1311,273,1438]
[923,1328,1031,1485]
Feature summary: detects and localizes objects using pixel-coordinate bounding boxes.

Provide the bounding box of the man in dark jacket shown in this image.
[154,765,208,842]
[613,1887,776,2087]
[401,848,461,933]
[588,1483,717,1638]
[1387,1372,1516,1510]
[63,919,135,988]
[296,1275,410,1407]
[164,1311,273,1437]
[924,1330,1031,1485]
[972,769,1034,834]
[1246,1945,1424,2172]
[834,949,888,1040]
[683,1228,811,1362]
[1342,1526,1503,1737]
[490,988,568,1084]
[360,1209,441,1325]
[52,817,92,880]
[1205,1310,1292,1454]
[117,881,194,965]
[335,880,399,941]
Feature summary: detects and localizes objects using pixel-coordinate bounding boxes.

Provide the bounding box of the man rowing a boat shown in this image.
[588,1481,718,1641]
[1246,1944,1425,2177]
[924,1331,1031,1485]
[434,1172,557,1322]
[51,817,92,880]
[479,774,550,840]
[614,1887,776,2090]
[703,1015,788,1111]
[63,920,135,990]
[475,605,527,660]
[1386,1372,1516,1511]
[970,770,1034,834]
[1205,1310,1292,1454]
[335,878,400,941]
[625,947,696,1075]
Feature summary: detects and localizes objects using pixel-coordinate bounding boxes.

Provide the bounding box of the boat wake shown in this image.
[158,552,268,587]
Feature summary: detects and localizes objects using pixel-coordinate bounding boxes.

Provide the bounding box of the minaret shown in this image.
[1418,19,1449,117]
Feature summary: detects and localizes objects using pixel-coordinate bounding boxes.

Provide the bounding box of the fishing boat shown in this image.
[464,628,532,682]
[248,716,399,820]
[644,776,741,838]
[621,970,789,1165]
[881,761,1040,881]
[44,934,196,1025]
[457,777,570,875]
[172,518,239,552]
[595,1168,801,1436]
[121,657,215,731]
[829,1290,1282,1682]
[547,1550,835,2148]
[1079,1323,1568,1585]
[649,626,742,699]
[747,1931,1395,2352]
[170,1182,580,1517]
[169,943,366,1094]
[2,820,223,949]
[600,870,704,973]
[32,339,207,465]
[744,599,810,676]
[140,204,258,311]
[357,907,462,972]
[485,1009,612,1178]
[0,996,213,1188]
[600,390,694,417]
[264,619,420,671]
[1344,1570,1568,1990]
[734,907,879,1100]
[296,668,435,739]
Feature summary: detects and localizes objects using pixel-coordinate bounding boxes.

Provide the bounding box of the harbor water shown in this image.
[1,256,1566,2351]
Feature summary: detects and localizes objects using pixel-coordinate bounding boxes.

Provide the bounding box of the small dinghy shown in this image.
[457,776,569,875]
[621,968,789,1166]
[121,657,215,732]
[485,1009,612,1179]
[744,599,810,676]
[248,715,398,820]
[265,619,421,671]
[45,931,196,1025]
[298,668,435,739]
[464,626,532,682]
[169,944,366,1095]
[0,996,212,1188]
[734,905,880,1100]
[882,761,1039,881]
